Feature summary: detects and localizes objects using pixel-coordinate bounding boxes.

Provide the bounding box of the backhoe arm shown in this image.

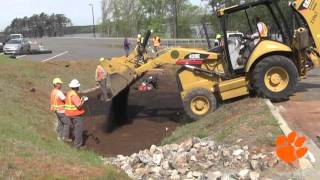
[100,47,218,99]
[292,0,320,66]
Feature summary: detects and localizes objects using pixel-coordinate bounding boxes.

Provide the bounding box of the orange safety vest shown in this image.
[153,36,161,47]
[50,88,65,112]
[65,90,85,117]
[259,22,268,38]
[95,65,106,81]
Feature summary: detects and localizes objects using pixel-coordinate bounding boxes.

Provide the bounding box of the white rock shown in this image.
[190,148,198,155]
[186,171,193,178]
[138,153,152,164]
[200,141,208,147]
[249,171,260,180]
[207,154,215,160]
[207,140,215,146]
[207,171,222,180]
[252,153,262,160]
[170,144,180,151]
[193,143,201,149]
[117,155,127,161]
[236,139,243,143]
[151,166,162,175]
[178,168,188,174]
[135,168,149,178]
[199,162,212,169]
[150,145,157,154]
[243,145,249,150]
[222,148,231,157]
[190,155,197,162]
[221,173,235,180]
[250,160,260,171]
[162,160,170,170]
[233,149,244,156]
[179,138,194,152]
[170,174,180,180]
[171,169,179,176]
[153,153,163,166]
[121,163,134,178]
[238,169,250,179]
[172,153,187,169]
[192,171,203,177]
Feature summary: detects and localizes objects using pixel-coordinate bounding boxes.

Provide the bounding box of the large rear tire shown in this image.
[252,55,298,101]
[183,88,217,120]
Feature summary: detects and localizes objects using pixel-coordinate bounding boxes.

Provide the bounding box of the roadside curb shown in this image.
[265,99,320,179]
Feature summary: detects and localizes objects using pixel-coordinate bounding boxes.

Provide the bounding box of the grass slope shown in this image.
[0,56,128,179]
[162,97,282,148]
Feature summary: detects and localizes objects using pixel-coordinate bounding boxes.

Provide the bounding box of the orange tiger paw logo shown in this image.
[275,131,308,163]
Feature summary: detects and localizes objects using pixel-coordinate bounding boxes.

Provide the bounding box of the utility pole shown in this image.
[89,3,96,38]
[173,0,178,38]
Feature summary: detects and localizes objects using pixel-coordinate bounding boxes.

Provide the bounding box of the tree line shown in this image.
[100,0,292,38]
[100,0,201,38]
[4,13,72,38]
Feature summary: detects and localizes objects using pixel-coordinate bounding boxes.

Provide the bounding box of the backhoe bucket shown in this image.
[102,59,137,99]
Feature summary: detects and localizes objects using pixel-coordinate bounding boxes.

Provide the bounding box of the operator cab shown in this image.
[217,0,292,78]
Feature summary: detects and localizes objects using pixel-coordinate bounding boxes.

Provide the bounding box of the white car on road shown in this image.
[3,38,31,55]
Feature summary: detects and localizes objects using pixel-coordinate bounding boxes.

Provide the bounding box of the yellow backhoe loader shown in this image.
[98,0,320,120]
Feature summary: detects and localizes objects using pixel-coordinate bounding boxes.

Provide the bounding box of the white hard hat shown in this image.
[69,79,81,88]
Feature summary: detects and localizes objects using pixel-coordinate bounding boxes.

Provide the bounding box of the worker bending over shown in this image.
[50,78,71,141]
[95,58,110,101]
[65,79,88,148]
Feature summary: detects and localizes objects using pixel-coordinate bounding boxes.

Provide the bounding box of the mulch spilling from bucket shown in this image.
[83,69,183,156]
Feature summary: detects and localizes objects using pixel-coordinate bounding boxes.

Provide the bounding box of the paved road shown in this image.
[277,68,320,148]
[20,37,125,62]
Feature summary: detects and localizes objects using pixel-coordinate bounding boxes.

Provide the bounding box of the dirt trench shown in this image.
[83,69,183,156]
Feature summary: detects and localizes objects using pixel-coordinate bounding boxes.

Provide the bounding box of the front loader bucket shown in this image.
[102,60,137,99]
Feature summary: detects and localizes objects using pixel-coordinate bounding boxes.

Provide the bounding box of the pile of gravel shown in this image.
[103,137,280,180]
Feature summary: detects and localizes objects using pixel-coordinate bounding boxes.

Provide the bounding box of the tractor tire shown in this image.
[183,88,217,120]
[252,55,298,102]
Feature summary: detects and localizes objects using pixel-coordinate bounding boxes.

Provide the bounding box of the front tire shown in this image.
[252,55,298,101]
[183,88,217,120]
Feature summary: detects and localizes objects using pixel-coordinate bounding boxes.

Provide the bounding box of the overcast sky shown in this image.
[0,0,201,30]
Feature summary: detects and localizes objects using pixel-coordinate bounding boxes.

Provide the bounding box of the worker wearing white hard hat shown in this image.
[65,79,88,148]
[50,78,72,142]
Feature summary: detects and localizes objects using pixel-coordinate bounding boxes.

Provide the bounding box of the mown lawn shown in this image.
[162,97,283,148]
[0,55,128,179]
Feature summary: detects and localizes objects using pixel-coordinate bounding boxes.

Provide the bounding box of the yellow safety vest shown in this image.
[65,90,85,117]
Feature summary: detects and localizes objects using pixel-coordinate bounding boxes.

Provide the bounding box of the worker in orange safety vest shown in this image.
[152,35,161,53]
[50,78,71,142]
[251,16,268,44]
[238,16,269,65]
[65,79,88,148]
[95,58,112,101]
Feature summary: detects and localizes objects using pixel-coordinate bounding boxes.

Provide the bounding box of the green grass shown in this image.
[162,97,283,147]
[0,55,128,179]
